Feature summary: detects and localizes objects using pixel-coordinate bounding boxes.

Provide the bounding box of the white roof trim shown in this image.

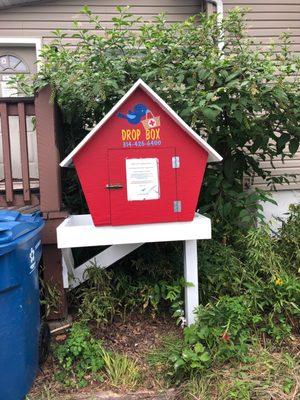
[60,79,222,167]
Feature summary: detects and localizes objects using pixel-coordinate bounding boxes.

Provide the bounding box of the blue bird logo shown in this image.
[117,104,149,124]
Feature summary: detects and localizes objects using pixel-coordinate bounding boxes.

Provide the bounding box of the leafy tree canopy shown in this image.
[15,7,300,237]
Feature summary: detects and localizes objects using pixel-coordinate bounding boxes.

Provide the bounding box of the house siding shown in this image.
[222,1,300,191]
[0,0,203,45]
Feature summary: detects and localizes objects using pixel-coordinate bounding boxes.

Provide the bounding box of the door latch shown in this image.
[172,156,180,169]
[106,184,123,190]
[173,200,182,213]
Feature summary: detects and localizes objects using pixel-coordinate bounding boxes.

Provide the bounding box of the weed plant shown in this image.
[39,267,62,319]
[54,323,105,388]
[73,255,186,325]
[177,345,299,400]
[54,323,141,390]
[101,352,140,389]
[276,204,300,274]
[165,206,300,380]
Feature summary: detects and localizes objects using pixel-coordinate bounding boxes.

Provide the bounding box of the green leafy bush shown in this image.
[168,284,299,379]
[243,225,300,338]
[76,266,118,325]
[54,322,141,389]
[198,240,246,304]
[12,7,300,232]
[54,323,105,387]
[74,264,186,325]
[276,204,300,274]
[169,296,258,379]
[165,209,300,379]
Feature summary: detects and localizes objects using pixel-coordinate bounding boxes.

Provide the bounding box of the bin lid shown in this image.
[0,211,44,255]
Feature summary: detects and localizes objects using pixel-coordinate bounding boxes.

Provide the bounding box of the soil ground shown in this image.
[27,314,300,400]
[28,314,181,400]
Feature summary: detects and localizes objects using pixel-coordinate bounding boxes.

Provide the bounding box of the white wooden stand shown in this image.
[56,213,211,326]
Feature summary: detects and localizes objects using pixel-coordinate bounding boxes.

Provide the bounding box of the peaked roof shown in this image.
[60,79,222,167]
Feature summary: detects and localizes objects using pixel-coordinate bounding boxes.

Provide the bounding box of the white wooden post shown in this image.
[184,239,199,326]
[62,248,74,289]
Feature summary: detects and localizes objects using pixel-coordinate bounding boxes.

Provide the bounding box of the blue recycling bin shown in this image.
[0,210,44,400]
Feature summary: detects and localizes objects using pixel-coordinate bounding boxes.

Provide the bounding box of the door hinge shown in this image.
[172,156,180,169]
[173,200,182,213]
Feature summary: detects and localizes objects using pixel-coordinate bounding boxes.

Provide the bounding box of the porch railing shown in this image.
[0,97,35,206]
[0,88,68,319]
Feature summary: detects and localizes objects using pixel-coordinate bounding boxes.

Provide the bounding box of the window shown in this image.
[0,54,29,97]
[0,54,28,73]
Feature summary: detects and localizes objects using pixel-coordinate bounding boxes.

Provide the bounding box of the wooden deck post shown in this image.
[35,86,67,319]
[43,244,68,319]
[35,86,61,213]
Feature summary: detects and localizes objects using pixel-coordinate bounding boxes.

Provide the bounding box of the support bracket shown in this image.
[62,243,144,289]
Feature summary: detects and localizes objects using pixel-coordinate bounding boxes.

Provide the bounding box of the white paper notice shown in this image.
[126,158,160,201]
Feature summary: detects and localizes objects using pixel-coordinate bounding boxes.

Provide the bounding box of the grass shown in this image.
[147,334,183,386]
[26,384,59,400]
[27,319,300,400]
[102,351,141,390]
[177,342,300,400]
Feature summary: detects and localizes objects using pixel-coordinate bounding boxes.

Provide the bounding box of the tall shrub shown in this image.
[16,7,300,231]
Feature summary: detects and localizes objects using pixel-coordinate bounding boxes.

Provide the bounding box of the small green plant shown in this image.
[74,264,187,325]
[276,204,300,273]
[178,375,213,400]
[77,265,118,325]
[54,323,105,388]
[168,296,258,379]
[102,351,141,389]
[197,240,246,304]
[226,380,252,400]
[242,225,300,340]
[39,275,62,319]
[147,334,183,382]
[26,384,53,400]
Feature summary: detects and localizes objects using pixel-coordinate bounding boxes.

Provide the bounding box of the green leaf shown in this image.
[233,110,243,123]
[197,327,209,340]
[209,104,223,112]
[289,138,299,154]
[223,159,235,182]
[225,71,241,82]
[199,352,211,363]
[277,133,290,150]
[202,107,221,121]
[194,342,205,353]
[174,358,185,370]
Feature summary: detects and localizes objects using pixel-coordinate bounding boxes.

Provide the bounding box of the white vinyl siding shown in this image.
[0,0,203,45]
[223,1,300,190]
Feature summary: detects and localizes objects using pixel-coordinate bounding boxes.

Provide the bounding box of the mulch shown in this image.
[29,313,182,399]
[93,312,181,357]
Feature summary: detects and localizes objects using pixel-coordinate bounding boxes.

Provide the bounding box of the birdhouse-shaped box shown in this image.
[61,80,222,226]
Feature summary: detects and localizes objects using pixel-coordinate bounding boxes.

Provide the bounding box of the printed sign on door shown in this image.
[126,158,160,201]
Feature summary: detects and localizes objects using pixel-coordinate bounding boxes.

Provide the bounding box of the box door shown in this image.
[108,147,178,225]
